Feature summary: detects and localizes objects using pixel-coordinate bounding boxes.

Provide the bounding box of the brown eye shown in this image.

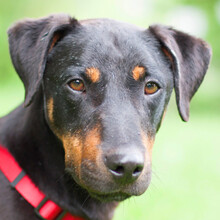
[145,82,160,95]
[69,79,85,92]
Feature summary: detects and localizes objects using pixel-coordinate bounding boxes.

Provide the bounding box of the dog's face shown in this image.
[8,15,211,202]
[43,20,173,200]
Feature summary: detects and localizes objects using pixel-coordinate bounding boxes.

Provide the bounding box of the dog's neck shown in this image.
[0,90,117,220]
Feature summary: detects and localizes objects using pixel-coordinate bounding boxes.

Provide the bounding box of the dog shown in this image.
[0,14,211,220]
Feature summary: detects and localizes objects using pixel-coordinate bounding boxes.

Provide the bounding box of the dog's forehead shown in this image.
[78,19,146,50]
[79,18,145,32]
[47,19,166,82]
[64,19,160,69]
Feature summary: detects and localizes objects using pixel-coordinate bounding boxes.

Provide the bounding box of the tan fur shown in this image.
[49,33,61,53]
[47,98,54,123]
[141,131,155,161]
[61,132,83,178]
[86,67,100,83]
[132,66,145,81]
[83,126,102,163]
[60,125,102,179]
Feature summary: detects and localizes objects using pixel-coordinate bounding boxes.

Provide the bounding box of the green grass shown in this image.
[0,78,24,117]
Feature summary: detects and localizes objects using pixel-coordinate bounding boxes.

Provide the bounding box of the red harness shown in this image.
[0,145,83,220]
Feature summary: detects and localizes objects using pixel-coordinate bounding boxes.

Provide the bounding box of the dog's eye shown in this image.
[69,79,85,92]
[145,82,160,95]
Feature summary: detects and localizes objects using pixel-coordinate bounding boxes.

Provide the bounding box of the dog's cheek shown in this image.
[141,131,155,165]
[45,97,103,183]
[82,126,102,164]
[61,133,83,179]
[45,97,71,137]
[46,97,55,125]
[80,126,107,185]
[46,98,83,178]
[45,97,63,138]
[61,126,103,186]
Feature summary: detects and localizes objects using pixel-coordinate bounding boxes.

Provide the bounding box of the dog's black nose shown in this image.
[105,150,144,184]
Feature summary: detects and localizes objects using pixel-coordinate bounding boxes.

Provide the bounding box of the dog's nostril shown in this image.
[112,165,124,175]
[133,165,143,176]
[110,165,125,176]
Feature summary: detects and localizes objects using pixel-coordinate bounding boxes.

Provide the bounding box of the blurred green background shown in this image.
[0,0,220,219]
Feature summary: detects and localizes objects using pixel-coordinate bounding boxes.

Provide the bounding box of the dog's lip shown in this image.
[89,191,131,202]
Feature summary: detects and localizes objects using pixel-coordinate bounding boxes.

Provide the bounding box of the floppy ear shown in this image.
[149,25,212,121]
[8,14,79,106]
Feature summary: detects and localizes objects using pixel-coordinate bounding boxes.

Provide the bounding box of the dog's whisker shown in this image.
[81,194,90,209]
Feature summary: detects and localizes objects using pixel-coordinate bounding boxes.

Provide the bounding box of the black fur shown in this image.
[0,14,211,220]
[149,25,212,121]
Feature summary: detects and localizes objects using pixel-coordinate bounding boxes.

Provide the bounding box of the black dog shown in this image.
[0,14,211,220]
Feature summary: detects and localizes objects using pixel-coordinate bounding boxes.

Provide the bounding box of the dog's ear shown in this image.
[149,25,212,121]
[8,14,79,106]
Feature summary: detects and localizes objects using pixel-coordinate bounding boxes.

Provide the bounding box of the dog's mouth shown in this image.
[65,159,152,203]
[89,191,131,202]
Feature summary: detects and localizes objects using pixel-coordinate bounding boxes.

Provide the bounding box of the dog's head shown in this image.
[8,14,211,201]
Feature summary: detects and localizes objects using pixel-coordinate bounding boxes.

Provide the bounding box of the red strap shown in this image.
[0,146,22,182]
[0,145,83,220]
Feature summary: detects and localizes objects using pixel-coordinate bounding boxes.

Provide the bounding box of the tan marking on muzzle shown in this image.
[86,67,100,83]
[83,126,102,163]
[141,131,155,161]
[61,132,83,178]
[132,66,145,81]
[47,98,54,123]
[60,126,102,180]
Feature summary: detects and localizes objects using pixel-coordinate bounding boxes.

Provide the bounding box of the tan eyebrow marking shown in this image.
[132,66,145,81]
[85,67,100,83]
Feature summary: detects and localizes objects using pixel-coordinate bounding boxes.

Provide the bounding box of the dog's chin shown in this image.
[65,169,132,202]
[65,166,151,203]
[89,192,131,202]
